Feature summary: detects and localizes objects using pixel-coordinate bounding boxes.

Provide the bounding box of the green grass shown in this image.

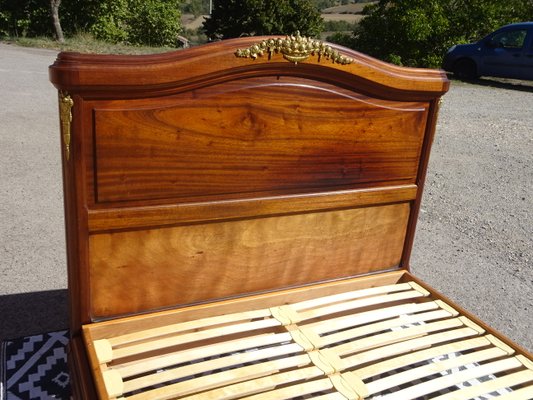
[1,32,179,54]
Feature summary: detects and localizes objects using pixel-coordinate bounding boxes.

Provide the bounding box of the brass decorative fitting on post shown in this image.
[59,91,74,160]
[235,31,353,65]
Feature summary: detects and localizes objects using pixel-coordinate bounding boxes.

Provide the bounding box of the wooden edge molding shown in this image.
[49,36,449,96]
[87,184,418,233]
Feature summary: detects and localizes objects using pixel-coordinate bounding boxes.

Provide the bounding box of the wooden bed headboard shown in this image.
[49,35,449,333]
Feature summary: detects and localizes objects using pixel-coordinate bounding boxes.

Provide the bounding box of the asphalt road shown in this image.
[0,43,531,351]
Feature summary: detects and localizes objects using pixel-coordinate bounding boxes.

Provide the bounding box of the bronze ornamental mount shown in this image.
[235,32,354,65]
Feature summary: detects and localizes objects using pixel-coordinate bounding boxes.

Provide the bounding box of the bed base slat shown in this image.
[85,281,532,399]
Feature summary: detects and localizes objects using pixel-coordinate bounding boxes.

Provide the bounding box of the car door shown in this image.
[522,30,533,80]
[479,28,530,79]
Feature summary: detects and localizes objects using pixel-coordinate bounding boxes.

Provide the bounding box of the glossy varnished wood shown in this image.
[87,185,417,232]
[49,37,453,398]
[92,78,428,203]
[49,36,449,100]
[88,203,410,318]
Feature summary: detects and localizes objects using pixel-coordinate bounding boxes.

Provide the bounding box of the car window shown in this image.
[489,29,528,49]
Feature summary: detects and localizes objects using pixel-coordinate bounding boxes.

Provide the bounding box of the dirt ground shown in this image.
[0,43,531,351]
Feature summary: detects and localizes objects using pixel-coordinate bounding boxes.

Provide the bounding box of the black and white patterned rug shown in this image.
[0,330,71,400]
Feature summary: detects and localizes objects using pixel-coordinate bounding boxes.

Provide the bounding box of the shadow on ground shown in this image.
[450,75,533,93]
[0,290,68,341]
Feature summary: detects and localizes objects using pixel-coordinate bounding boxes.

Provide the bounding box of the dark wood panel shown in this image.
[94,81,428,203]
[88,203,410,318]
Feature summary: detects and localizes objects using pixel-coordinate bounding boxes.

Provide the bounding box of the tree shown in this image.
[50,0,64,42]
[203,0,324,40]
[334,0,533,68]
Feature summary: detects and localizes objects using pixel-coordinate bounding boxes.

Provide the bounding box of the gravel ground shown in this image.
[0,43,531,351]
[412,79,533,351]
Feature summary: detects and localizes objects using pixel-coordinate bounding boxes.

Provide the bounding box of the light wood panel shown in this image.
[88,203,410,318]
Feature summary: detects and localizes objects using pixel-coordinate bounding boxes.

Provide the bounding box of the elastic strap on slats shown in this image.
[287,326,322,351]
[269,305,301,325]
[309,349,344,375]
[330,372,368,400]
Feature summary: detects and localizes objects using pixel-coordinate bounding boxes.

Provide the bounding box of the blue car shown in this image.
[443,22,533,80]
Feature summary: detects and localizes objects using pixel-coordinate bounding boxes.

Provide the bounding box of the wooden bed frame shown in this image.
[49,35,532,399]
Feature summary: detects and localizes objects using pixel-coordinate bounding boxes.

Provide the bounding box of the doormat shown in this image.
[0,330,71,400]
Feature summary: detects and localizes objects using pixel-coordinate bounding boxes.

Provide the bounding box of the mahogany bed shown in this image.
[49,34,533,399]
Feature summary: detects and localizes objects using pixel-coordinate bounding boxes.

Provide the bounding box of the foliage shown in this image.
[0,0,182,47]
[326,31,355,47]
[203,0,324,40]
[347,0,533,68]
[0,0,53,37]
[323,19,357,32]
[181,0,209,16]
[90,0,182,46]
[310,0,370,10]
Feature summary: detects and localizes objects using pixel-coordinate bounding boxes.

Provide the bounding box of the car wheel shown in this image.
[453,59,478,80]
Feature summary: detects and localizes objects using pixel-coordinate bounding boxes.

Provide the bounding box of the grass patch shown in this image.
[1,32,179,54]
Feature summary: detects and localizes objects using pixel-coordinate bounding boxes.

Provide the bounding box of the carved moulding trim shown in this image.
[59,91,74,160]
[235,31,353,65]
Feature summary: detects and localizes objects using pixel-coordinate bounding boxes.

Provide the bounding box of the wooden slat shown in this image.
[377,357,524,400]
[306,301,439,334]
[494,385,533,400]
[241,378,333,399]
[309,393,347,400]
[126,353,312,400]
[431,369,533,400]
[320,309,453,346]
[181,366,324,400]
[85,277,533,400]
[332,318,464,357]
[298,289,428,321]
[366,346,509,395]
[108,308,272,347]
[292,283,412,311]
[116,332,292,378]
[355,336,492,379]
[123,342,304,393]
[343,327,482,369]
[112,318,280,360]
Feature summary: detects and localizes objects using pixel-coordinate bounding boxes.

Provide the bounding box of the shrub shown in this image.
[203,0,323,40]
[91,0,181,46]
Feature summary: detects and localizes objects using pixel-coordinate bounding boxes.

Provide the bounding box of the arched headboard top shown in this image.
[50,35,448,100]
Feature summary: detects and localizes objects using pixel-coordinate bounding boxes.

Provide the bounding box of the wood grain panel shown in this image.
[93,81,428,203]
[88,203,410,318]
